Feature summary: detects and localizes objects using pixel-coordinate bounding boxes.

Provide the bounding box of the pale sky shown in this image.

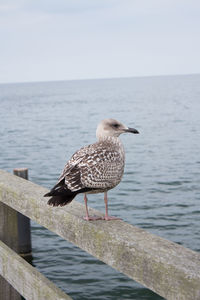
[0,0,200,83]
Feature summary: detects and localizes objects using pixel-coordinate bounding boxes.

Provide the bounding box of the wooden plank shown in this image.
[0,168,31,300]
[0,275,21,300]
[0,202,19,252]
[0,193,21,300]
[0,169,200,300]
[0,240,72,300]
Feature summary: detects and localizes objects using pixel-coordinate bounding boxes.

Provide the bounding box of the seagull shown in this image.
[44,118,139,221]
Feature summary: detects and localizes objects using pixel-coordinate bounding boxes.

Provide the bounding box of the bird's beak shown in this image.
[124,127,139,134]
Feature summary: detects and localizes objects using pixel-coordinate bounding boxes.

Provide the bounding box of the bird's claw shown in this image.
[103,215,122,221]
[83,215,103,221]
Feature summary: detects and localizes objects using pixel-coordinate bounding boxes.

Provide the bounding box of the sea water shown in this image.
[0,74,200,299]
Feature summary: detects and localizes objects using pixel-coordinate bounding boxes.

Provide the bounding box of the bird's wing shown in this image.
[57,145,91,191]
[58,142,124,192]
[58,143,95,180]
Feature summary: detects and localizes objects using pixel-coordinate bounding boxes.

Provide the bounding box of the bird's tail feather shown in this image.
[44,178,77,206]
[44,178,93,207]
[46,194,76,207]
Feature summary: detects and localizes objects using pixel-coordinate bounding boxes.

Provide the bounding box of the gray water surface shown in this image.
[0,74,200,299]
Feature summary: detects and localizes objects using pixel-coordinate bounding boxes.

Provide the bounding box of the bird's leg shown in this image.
[103,192,121,221]
[83,194,102,221]
[84,194,90,220]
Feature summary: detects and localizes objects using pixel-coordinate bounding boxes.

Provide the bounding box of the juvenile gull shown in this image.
[44,119,139,221]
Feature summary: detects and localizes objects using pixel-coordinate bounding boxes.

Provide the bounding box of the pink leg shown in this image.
[103,192,121,221]
[83,194,102,221]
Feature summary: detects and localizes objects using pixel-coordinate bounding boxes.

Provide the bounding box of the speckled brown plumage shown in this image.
[44,118,139,221]
[58,136,125,193]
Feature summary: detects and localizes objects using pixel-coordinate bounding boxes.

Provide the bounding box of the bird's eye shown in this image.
[112,123,119,128]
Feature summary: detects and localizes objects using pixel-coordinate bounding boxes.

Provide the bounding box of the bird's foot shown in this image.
[103,215,122,221]
[83,215,103,221]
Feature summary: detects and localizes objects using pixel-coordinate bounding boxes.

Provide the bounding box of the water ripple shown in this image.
[1,75,200,300]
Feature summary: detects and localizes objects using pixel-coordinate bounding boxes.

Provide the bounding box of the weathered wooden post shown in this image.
[0,168,32,300]
[0,176,21,299]
[13,168,32,256]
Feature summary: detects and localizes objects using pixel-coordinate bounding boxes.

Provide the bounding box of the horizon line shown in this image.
[0,72,200,86]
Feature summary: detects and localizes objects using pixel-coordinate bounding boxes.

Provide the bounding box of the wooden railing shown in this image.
[0,169,200,300]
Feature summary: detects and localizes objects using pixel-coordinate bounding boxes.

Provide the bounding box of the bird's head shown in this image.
[96,118,139,140]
